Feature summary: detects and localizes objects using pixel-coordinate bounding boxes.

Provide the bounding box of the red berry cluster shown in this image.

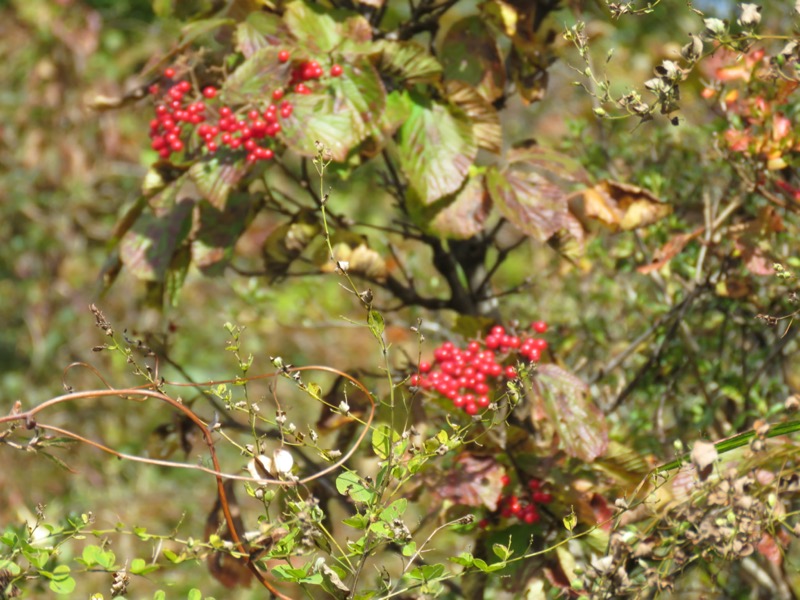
[409,322,549,416]
[484,475,552,526]
[146,53,344,163]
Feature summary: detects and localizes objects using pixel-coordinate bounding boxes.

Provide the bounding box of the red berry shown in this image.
[532,321,548,334]
[464,402,478,415]
[206,141,218,152]
[532,492,552,504]
[272,88,284,101]
[295,83,310,94]
[527,479,541,491]
[330,64,344,77]
[164,67,176,79]
[419,361,432,373]
[278,50,290,63]
[203,86,217,99]
[500,474,511,487]
[148,84,160,95]
[505,366,517,379]
[178,80,191,93]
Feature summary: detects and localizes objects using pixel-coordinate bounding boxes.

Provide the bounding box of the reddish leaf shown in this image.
[440,16,505,103]
[119,199,193,282]
[757,533,783,565]
[434,453,505,511]
[531,364,608,462]
[429,176,492,239]
[445,81,502,154]
[188,155,248,210]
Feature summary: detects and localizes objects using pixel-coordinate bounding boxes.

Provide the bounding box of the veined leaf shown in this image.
[429,176,491,239]
[440,16,505,103]
[373,40,442,85]
[223,46,287,103]
[446,80,502,153]
[188,154,248,210]
[396,95,477,204]
[284,0,371,53]
[235,13,283,58]
[531,364,608,462]
[191,192,254,275]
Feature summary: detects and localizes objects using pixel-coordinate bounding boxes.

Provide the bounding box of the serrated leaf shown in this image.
[280,58,386,161]
[189,156,248,210]
[397,95,477,204]
[284,0,371,53]
[373,40,442,85]
[440,16,505,103]
[235,13,283,58]
[223,46,287,102]
[486,157,585,255]
[336,471,375,503]
[531,364,608,462]
[179,18,233,46]
[119,199,193,282]
[445,81,501,153]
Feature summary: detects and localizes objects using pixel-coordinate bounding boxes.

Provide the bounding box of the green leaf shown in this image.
[223,46,286,103]
[367,310,384,341]
[342,514,370,530]
[165,245,191,306]
[119,199,193,282]
[179,18,234,46]
[188,156,249,210]
[336,471,375,503]
[473,558,505,573]
[379,499,408,522]
[397,95,477,204]
[0,559,21,575]
[492,543,512,561]
[368,521,391,537]
[373,40,442,85]
[48,565,75,594]
[154,591,166,600]
[449,552,474,567]
[408,564,444,581]
[402,542,416,557]
[82,545,115,570]
[280,58,386,161]
[563,508,577,532]
[162,549,183,563]
[283,0,371,54]
[371,424,396,460]
[235,13,283,58]
[187,589,202,600]
[130,557,159,575]
[532,364,608,462]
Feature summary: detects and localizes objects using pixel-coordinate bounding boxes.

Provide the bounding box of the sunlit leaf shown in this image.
[637,227,704,274]
[179,17,234,45]
[284,0,371,53]
[531,364,608,462]
[373,40,442,85]
[429,176,491,239]
[280,58,386,161]
[578,180,671,231]
[222,46,287,103]
[397,95,477,204]
[445,81,502,153]
[440,16,505,103]
[235,13,284,58]
[188,155,248,210]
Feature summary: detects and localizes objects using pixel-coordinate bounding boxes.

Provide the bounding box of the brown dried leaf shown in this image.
[445,81,502,153]
[429,176,491,239]
[691,440,718,479]
[637,227,704,274]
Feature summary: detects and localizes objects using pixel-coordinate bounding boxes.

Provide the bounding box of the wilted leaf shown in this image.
[691,440,718,474]
[373,40,442,85]
[433,453,505,511]
[262,211,321,279]
[445,81,502,153]
[531,364,608,462]
[397,95,477,204]
[578,180,671,231]
[637,227,704,274]
[189,155,249,210]
[440,16,505,103]
[321,240,387,281]
[280,58,386,161]
[508,43,549,104]
[120,199,193,282]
